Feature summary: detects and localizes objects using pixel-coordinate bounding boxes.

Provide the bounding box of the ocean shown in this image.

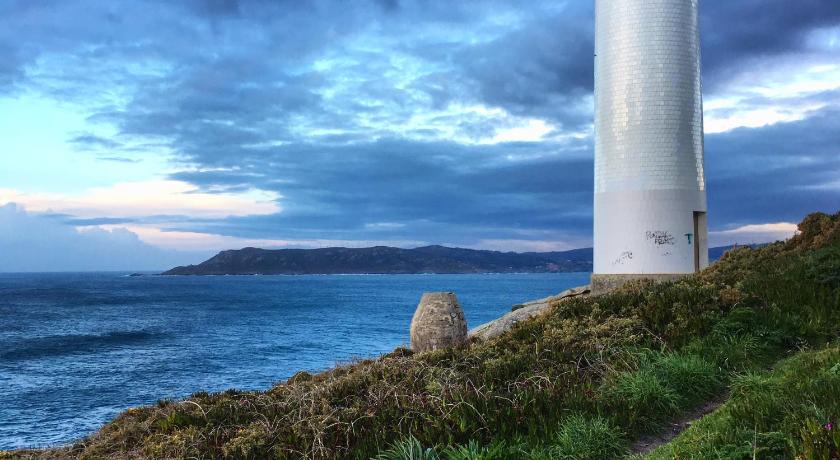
[0,272,590,450]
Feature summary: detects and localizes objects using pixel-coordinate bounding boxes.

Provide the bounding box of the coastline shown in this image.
[0,272,590,452]
[3,211,837,458]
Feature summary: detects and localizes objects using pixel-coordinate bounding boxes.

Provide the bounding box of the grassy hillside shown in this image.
[642,347,840,459]
[4,211,839,460]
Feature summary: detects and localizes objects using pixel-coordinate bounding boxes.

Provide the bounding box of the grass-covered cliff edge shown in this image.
[5,211,839,460]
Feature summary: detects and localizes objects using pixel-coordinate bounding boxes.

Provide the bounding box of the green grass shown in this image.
[642,347,840,459]
[375,437,439,460]
[3,211,838,460]
[376,438,517,460]
[373,415,627,460]
[652,352,722,407]
[440,440,513,460]
[547,414,627,459]
[599,367,681,433]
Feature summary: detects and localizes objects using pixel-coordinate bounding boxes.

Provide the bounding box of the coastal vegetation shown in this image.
[4,211,839,459]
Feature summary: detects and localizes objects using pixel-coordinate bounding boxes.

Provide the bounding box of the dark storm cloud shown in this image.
[450,4,595,128]
[705,106,840,227]
[164,139,593,244]
[2,0,837,103]
[450,0,840,121]
[700,0,840,81]
[1,0,839,248]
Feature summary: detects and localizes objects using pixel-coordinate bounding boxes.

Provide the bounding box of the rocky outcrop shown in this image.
[469,285,590,341]
[410,292,468,352]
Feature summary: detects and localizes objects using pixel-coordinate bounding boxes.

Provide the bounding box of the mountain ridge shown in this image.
[162,244,747,275]
[162,245,593,275]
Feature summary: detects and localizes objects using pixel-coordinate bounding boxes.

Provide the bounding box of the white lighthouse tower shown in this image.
[592,0,708,292]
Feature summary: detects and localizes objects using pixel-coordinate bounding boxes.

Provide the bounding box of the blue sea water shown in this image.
[0,272,590,450]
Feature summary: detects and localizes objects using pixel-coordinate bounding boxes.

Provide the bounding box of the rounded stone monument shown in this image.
[409,292,468,353]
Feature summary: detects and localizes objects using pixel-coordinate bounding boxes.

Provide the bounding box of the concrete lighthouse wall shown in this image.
[593,0,708,277]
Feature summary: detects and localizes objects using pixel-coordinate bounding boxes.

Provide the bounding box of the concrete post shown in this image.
[409,292,467,352]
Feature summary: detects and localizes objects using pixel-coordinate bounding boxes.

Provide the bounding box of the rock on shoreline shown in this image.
[469,285,591,341]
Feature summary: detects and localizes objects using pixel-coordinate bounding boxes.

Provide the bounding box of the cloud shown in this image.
[710,222,799,247]
[705,106,840,226]
[700,0,840,83]
[0,180,280,219]
[97,156,141,163]
[161,137,593,245]
[0,203,206,272]
[69,133,123,151]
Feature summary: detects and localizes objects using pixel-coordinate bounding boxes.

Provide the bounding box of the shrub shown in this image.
[805,246,840,288]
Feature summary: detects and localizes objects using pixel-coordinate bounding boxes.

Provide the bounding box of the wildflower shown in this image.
[825,422,834,430]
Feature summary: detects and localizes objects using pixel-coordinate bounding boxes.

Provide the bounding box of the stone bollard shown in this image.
[410,292,467,352]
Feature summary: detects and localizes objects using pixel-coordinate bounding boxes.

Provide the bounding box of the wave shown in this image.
[1,330,164,361]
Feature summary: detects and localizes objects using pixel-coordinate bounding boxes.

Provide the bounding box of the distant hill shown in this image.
[162,244,753,275]
[162,245,593,275]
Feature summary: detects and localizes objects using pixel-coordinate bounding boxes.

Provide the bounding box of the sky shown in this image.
[1,0,839,271]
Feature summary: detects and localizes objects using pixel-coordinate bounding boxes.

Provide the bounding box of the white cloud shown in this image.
[752,64,840,98]
[704,104,825,134]
[0,180,280,219]
[704,61,840,134]
[488,119,554,144]
[0,204,207,272]
[710,222,799,247]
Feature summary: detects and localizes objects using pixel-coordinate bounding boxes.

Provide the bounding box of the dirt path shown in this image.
[630,395,728,456]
